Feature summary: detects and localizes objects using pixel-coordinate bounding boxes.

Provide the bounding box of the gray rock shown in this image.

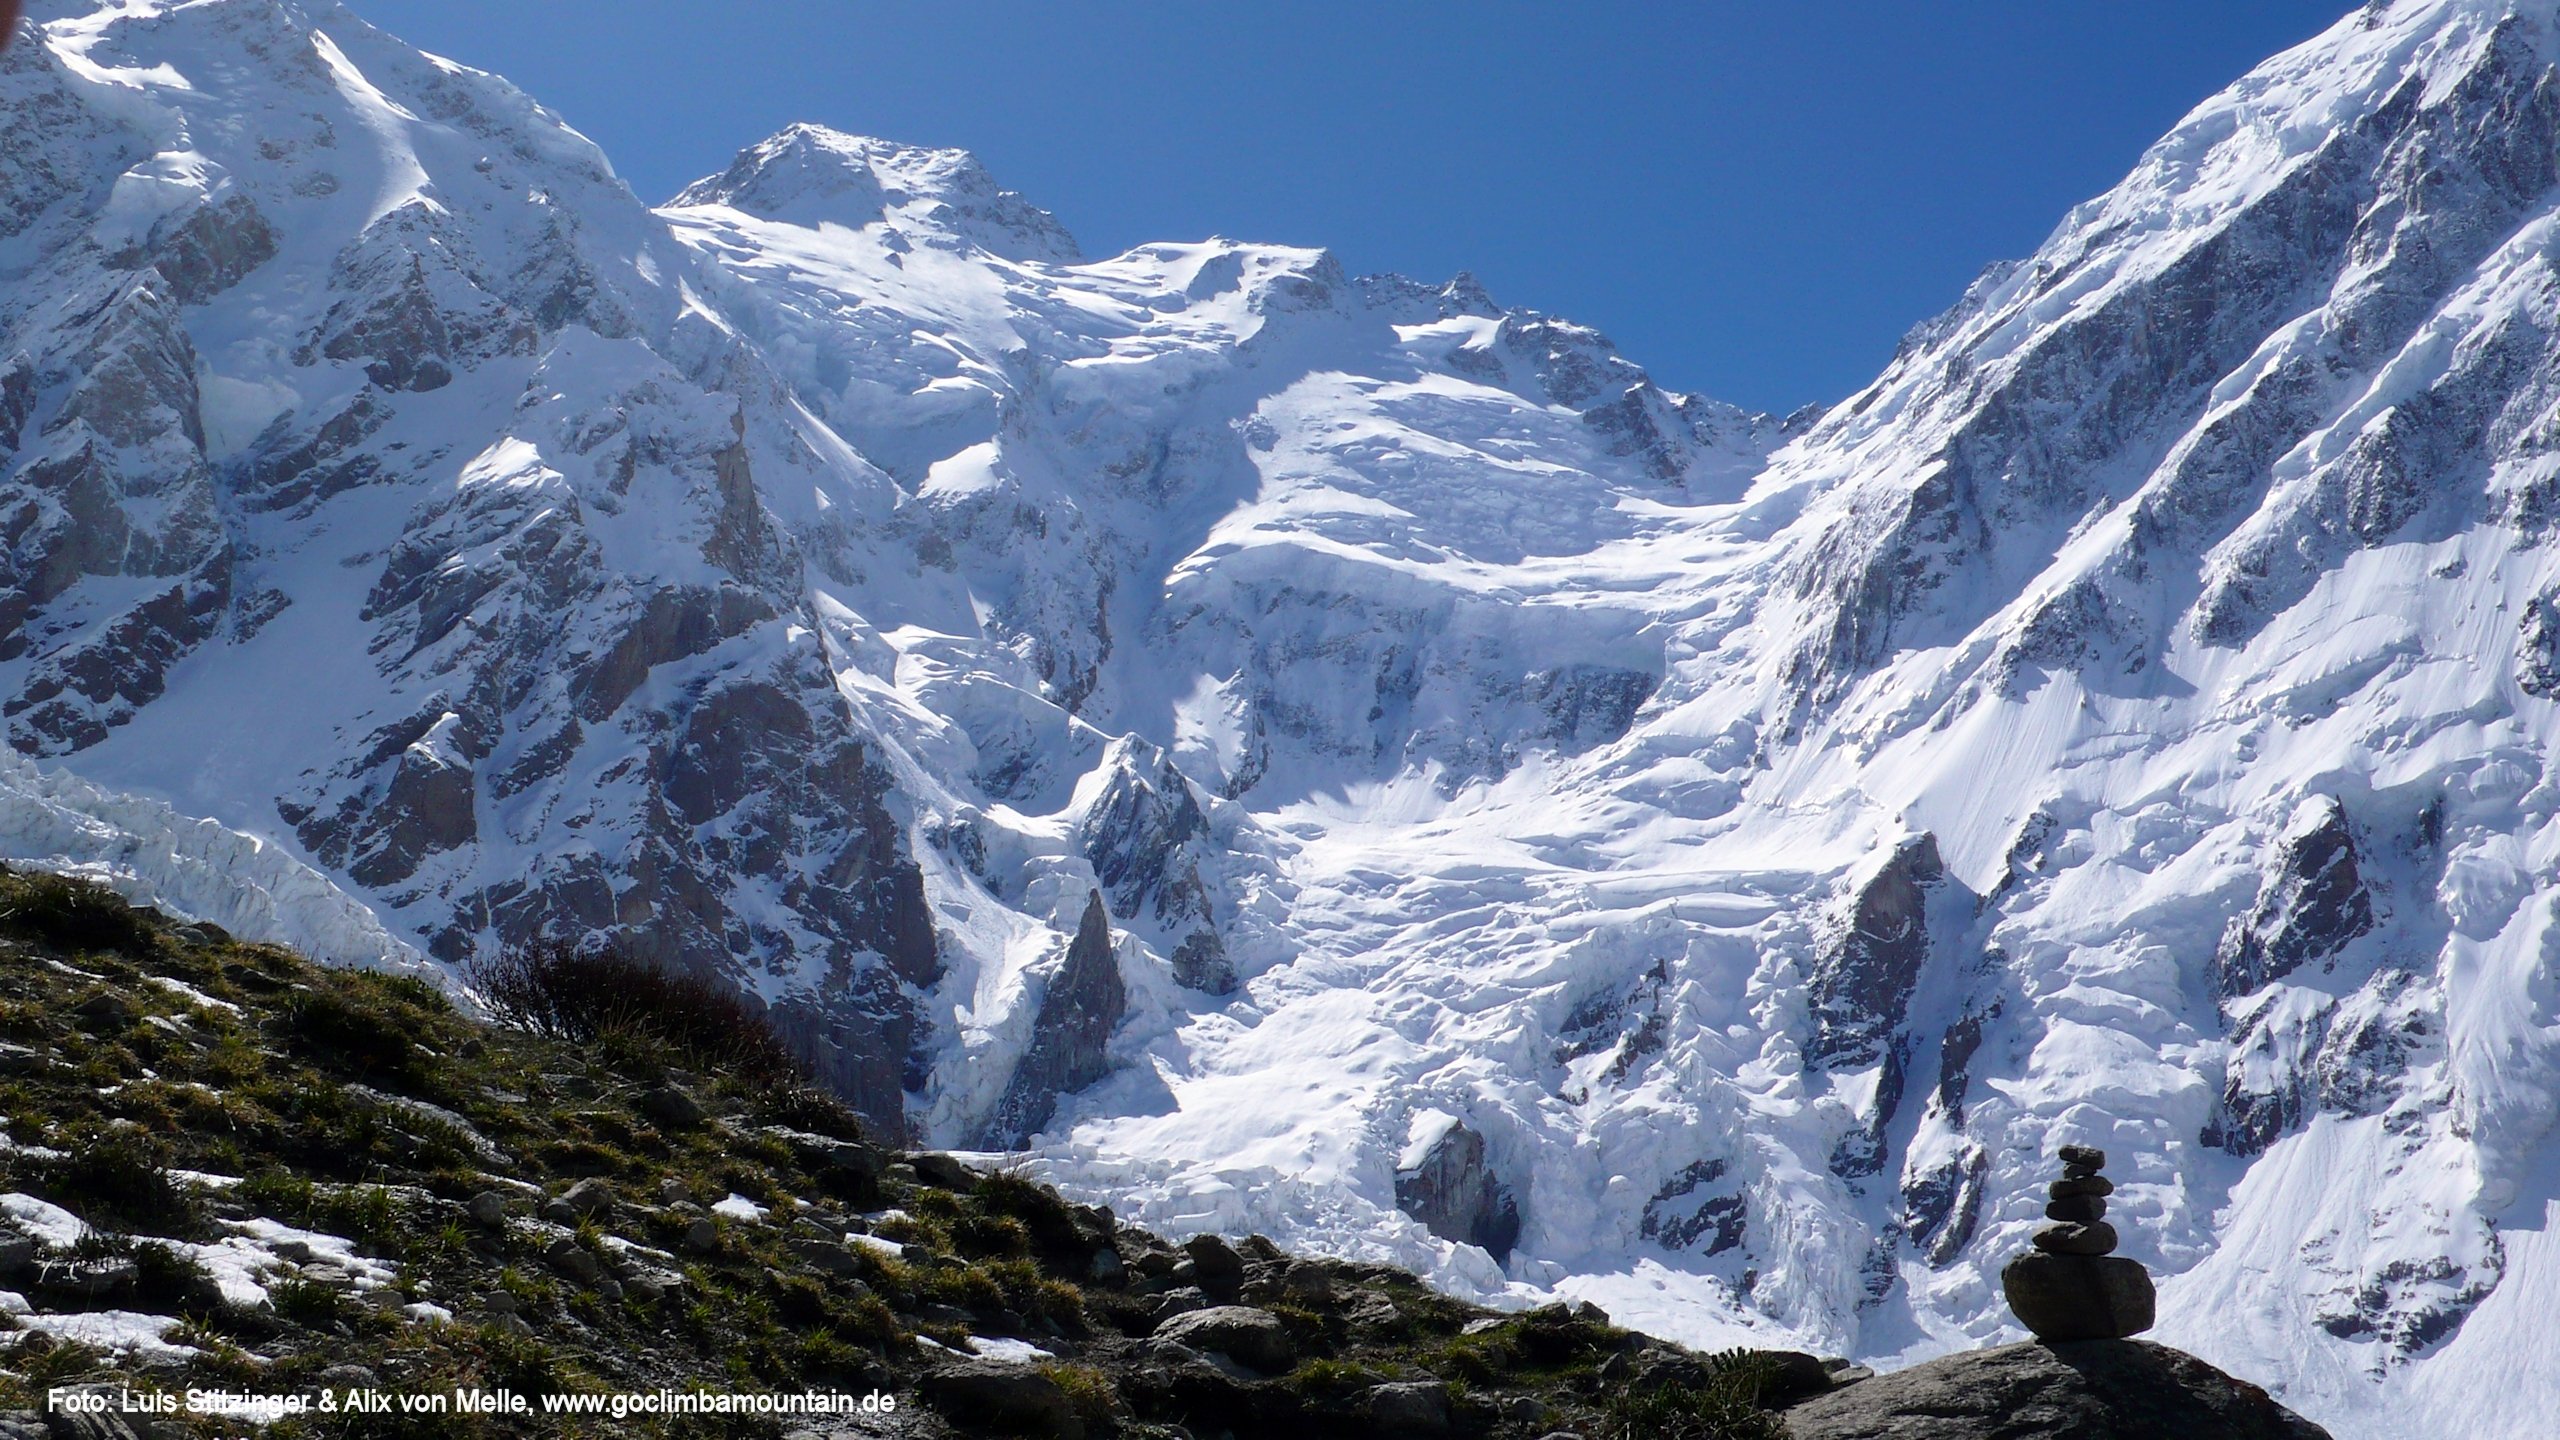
[790,1236,862,1278]
[2002,1253,2156,1342]
[1182,1233,1246,1299]
[556,1177,615,1218]
[1780,1339,2331,1439]
[1080,740,1236,995]
[544,1237,601,1285]
[1364,1380,1452,1438]
[1151,1305,1296,1374]
[2045,1195,2105,1224]
[1151,1286,1210,1322]
[972,889,1127,1149]
[657,1177,692,1206]
[40,1257,136,1299]
[639,1084,703,1128]
[538,1199,577,1225]
[30,1385,149,1440]
[917,1360,1078,1438]
[2057,1144,2106,1169]
[2032,1221,2119,1257]
[2216,797,2371,1000]
[1803,833,1944,1071]
[466,1191,507,1229]
[910,1151,979,1191]
[1392,1117,1521,1261]
[683,1218,719,1253]
[479,1289,519,1314]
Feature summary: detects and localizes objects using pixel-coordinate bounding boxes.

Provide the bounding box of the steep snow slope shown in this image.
[7,1,2560,1434]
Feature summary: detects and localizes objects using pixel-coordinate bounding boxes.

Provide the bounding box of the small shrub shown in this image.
[315,1184,401,1248]
[973,1171,1087,1256]
[464,941,805,1088]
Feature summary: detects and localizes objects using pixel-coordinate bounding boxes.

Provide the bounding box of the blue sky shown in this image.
[346,1,2351,414]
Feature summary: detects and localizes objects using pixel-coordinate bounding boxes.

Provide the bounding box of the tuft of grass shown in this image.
[34,1132,203,1235]
[1038,1361,1119,1427]
[1600,1349,1782,1440]
[0,870,153,956]
[269,1276,343,1326]
[280,976,445,1087]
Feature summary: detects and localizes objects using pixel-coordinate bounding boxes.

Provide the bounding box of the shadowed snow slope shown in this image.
[4,2,2560,1434]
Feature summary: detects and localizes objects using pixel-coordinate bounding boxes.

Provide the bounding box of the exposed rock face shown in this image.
[1807,834,1956,1181]
[1642,1157,1748,1254]
[975,890,1127,1149]
[1082,739,1234,994]
[1394,1113,1521,1261]
[2216,797,2373,999]
[1807,834,1946,1070]
[1780,1340,2332,1440]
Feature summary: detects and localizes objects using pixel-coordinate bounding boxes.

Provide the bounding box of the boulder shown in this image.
[911,1151,979,1191]
[1152,1306,1296,1374]
[638,1084,703,1128]
[1781,1339,2331,1439]
[1182,1233,1246,1299]
[1364,1380,1452,1437]
[918,1359,1080,1439]
[2003,1253,2155,1342]
[544,1237,601,1285]
[466,1191,507,1229]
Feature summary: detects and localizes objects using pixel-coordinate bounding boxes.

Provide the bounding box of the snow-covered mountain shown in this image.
[6,1,2560,1433]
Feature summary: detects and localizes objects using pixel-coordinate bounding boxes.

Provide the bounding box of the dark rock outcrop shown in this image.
[1393,1116,1521,1261]
[974,890,1127,1148]
[1081,740,1234,994]
[1806,834,1945,1070]
[1780,1340,2332,1439]
[2216,797,2372,998]
[1641,1157,1747,1254]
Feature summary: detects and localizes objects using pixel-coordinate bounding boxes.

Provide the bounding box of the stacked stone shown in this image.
[2000,1144,2156,1343]
[2036,1143,2117,1254]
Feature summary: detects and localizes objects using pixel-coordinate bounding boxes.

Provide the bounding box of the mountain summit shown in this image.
[3,2,2560,1434]
[669,124,1082,261]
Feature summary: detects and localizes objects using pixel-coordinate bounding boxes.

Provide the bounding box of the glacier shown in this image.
[4,1,2560,1433]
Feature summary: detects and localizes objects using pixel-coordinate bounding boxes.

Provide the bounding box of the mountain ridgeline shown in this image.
[3,2,2560,1435]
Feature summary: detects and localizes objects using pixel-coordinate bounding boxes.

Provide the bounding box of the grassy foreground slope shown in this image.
[0,869,1841,1439]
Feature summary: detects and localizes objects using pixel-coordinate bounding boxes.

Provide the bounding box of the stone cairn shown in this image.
[1999,1144,2156,1342]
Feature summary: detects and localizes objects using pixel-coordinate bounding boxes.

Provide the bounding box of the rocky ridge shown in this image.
[0,868,1865,1439]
